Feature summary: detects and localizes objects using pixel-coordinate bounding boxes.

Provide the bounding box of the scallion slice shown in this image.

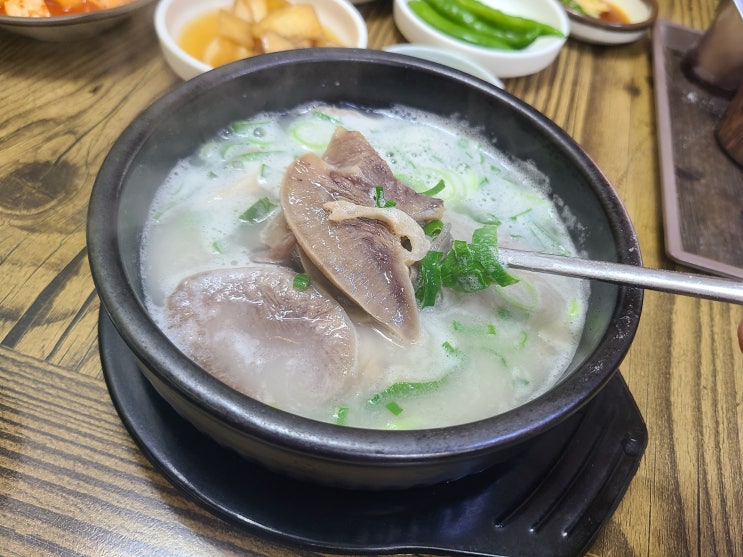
[293,273,311,291]
[385,401,404,416]
[373,186,396,208]
[420,179,446,197]
[239,197,278,224]
[334,406,349,425]
[423,219,443,238]
[414,250,443,308]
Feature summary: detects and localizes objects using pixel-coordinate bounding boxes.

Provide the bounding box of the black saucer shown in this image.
[99,310,647,557]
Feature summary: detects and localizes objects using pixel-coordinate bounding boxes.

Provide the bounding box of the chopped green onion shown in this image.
[230,119,270,133]
[293,273,311,290]
[385,401,404,416]
[442,341,464,358]
[288,113,340,150]
[473,212,501,225]
[229,120,276,146]
[334,406,349,425]
[509,208,533,220]
[368,376,449,407]
[516,330,528,348]
[560,0,587,14]
[423,219,444,238]
[568,299,580,318]
[483,347,508,367]
[414,250,444,308]
[231,150,283,163]
[414,225,518,307]
[420,179,446,197]
[452,320,497,335]
[211,241,223,255]
[311,110,343,125]
[239,197,278,224]
[373,186,396,208]
[441,226,518,292]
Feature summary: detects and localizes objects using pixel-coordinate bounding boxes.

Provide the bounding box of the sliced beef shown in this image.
[164,265,357,415]
[280,128,444,342]
[323,128,444,222]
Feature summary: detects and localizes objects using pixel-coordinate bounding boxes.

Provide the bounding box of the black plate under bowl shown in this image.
[100,310,647,557]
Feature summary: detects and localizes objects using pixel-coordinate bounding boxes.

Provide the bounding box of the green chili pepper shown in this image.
[422,0,541,49]
[453,0,564,38]
[408,1,515,50]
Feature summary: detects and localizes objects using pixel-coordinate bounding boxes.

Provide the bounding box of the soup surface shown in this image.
[141,103,589,430]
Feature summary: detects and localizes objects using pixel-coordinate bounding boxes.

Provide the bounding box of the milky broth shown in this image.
[141,103,589,429]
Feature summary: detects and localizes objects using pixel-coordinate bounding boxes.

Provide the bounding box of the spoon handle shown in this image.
[499,248,743,305]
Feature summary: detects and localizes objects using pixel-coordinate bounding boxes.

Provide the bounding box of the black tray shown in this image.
[99,310,647,557]
[652,19,743,279]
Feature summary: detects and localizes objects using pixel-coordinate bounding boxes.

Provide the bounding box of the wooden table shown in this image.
[1,1,741,555]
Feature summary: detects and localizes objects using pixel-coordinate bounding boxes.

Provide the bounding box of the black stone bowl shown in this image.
[87,48,643,490]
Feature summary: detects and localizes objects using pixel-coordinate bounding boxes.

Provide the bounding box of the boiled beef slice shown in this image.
[280,127,444,342]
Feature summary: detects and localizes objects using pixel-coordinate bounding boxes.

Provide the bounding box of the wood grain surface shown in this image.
[1,1,742,556]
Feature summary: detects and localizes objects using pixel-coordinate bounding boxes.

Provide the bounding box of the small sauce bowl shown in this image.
[561,0,658,45]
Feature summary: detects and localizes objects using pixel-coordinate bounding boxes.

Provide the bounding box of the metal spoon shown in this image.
[499,248,743,305]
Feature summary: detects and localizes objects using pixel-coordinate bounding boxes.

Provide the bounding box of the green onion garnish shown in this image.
[312,110,343,125]
[239,197,278,224]
[420,179,446,197]
[440,226,519,292]
[373,186,396,208]
[385,401,404,416]
[413,224,518,307]
[442,341,465,359]
[334,406,349,425]
[414,250,444,308]
[423,219,444,238]
[452,320,497,335]
[368,376,449,408]
[293,273,311,290]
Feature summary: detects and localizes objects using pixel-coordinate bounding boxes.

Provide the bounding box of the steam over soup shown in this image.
[141,103,589,430]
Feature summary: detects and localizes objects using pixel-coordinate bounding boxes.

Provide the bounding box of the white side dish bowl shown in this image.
[154,0,368,80]
[392,0,569,78]
[383,43,504,87]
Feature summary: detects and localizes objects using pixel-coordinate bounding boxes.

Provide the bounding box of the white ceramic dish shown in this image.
[384,43,504,87]
[154,0,368,80]
[392,0,569,78]
[562,0,657,45]
[0,0,155,41]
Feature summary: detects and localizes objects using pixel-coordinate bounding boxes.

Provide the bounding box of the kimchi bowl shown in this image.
[0,0,156,41]
[87,48,643,490]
